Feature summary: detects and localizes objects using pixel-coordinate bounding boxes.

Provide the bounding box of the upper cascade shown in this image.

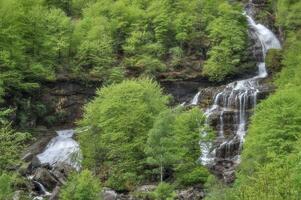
[194,14,281,170]
[246,15,281,55]
[37,129,82,171]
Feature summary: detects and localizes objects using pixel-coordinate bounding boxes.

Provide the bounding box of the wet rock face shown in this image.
[195,77,275,183]
[33,168,58,190]
[40,81,99,127]
[21,137,75,198]
[28,163,75,198]
[210,160,237,184]
[160,78,212,104]
[215,138,241,159]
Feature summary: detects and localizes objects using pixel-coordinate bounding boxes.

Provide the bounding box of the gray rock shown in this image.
[135,185,156,193]
[117,194,134,200]
[49,186,60,200]
[177,187,205,200]
[13,190,21,200]
[33,168,58,190]
[18,162,31,176]
[31,156,42,169]
[102,188,117,200]
[52,162,74,176]
[22,152,33,162]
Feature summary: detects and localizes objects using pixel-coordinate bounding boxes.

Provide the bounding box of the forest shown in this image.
[0,0,301,199]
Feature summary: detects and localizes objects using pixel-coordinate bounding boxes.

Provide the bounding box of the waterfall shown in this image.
[28,174,51,200]
[37,129,82,171]
[33,181,51,197]
[190,92,201,106]
[196,14,281,166]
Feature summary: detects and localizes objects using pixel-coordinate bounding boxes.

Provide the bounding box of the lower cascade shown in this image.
[37,129,82,171]
[189,13,281,181]
[27,129,82,199]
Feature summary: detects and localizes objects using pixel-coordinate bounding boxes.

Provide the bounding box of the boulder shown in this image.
[177,187,205,200]
[102,188,117,200]
[52,162,74,176]
[22,152,34,163]
[116,194,134,200]
[30,157,42,170]
[135,185,156,193]
[210,159,237,184]
[49,186,60,200]
[33,168,58,191]
[13,190,21,200]
[51,162,75,185]
[18,162,31,176]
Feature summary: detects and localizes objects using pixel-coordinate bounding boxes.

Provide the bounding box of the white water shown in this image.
[246,15,281,55]
[198,14,281,165]
[190,91,201,106]
[33,181,52,197]
[28,175,51,199]
[37,129,82,171]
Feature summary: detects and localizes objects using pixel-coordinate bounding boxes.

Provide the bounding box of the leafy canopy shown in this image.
[79,78,169,190]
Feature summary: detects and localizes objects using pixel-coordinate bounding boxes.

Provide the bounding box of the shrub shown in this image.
[60,170,101,200]
[0,173,13,200]
[152,182,176,200]
[265,49,283,74]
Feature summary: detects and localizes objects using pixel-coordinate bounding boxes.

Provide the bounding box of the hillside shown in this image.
[0,0,300,200]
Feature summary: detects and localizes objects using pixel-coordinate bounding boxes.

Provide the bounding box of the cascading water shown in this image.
[30,129,82,199]
[192,13,281,177]
[37,129,82,171]
[190,91,201,106]
[33,181,51,197]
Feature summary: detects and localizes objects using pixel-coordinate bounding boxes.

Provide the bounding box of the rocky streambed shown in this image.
[18,128,207,200]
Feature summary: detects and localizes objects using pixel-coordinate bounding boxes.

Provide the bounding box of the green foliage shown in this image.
[71,0,96,16]
[215,87,301,200]
[0,109,11,125]
[0,173,13,200]
[204,175,235,200]
[45,0,97,16]
[79,78,169,190]
[146,107,211,185]
[275,33,301,88]
[276,0,301,31]
[72,15,118,82]
[242,87,301,168]
[0,0,78,100]
[60,170,101,200]
[80,80,211,190]
[203,2,248,81]
[235,158,301,200]
[0,0,72,123]
[71,0,248,80]
[152,182,176,200]
[146,110,178,182]
[172,108,211,186]
[0,123,31,171]
[265,49,283,74]
[0,0,251,128]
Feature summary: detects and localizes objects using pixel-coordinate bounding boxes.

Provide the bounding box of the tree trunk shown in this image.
[160,165,163,182]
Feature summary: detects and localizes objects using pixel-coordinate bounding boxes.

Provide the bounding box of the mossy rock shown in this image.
[265,49,283,74]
